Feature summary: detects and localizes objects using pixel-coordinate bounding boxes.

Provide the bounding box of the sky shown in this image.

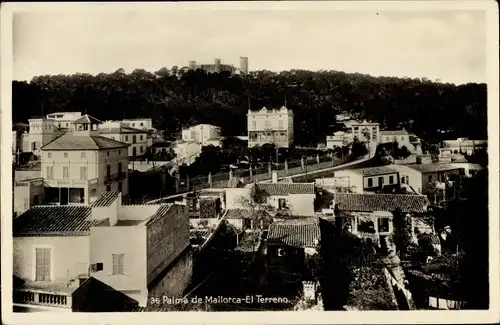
[12,5,488,85]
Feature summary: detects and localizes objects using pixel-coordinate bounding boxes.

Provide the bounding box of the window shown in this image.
[125,135,129,142]
[63,166,69,179]
[378,218,390,233]
[112,254,125,275]
[277,248,286,257]
[252,121,256,130]
[440,173,445,182]
[46,167,54,179]
[372,133,377,141]
[401,176,405,184]
[405,176,409,184]
[106,165,111,178]
[278,120,283,129]
[81,152,86,159]
[132,135,136,143]
[106,184,111,191]
[24,198,29,210]
[378,177,384,186]
[140,135,143,141]
[64,152,68,158]
[367,178,373,187]
[118,150,121,155]
[428,175,433,182]
[47,152,52,158]
[118,181,122,192]
[118,162,122,173]
[389,175,394,184]
[140,146,143,153]
[278,198,287,209]
[90,263,103,273]
[107,151,110,157]
[80,166,87,180]
[401,137,404,141]
[35,247,51,281]
[140,123,144,127]
[31,142,37,151]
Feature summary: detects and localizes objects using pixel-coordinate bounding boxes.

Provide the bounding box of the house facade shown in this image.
[99,122,149,158]
[266,218,320,284]
[332,193,430,245]
[253,181,316,217]
[41,115,129,205]
[46,112,82,130]
[439,138,487,156]
[13,191,191,311]
[331,166,401,193]
[22,119,62,157]
[181,124,222,147]
[13,177,45,216]
[247,106,294,148]
[326,131,353,149]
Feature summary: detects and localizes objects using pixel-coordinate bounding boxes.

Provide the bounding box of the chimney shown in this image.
[272,171,278,183]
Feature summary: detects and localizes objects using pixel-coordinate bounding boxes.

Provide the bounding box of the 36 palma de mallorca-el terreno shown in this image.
[155,295,291,305]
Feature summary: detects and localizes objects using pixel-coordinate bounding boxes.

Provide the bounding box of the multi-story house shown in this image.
[13,191,191,311]
[379,130,422,154]
[350,120,380,155]
[22,118,63,157]
[247,106,294,148]
[40,115,129,205]
[121,118,154,131]
[99,121,149,158]
[46,112,82,130]
[332,193,431,245]
[266,217,321,284]
[439,137,487,156]
[181,124,222,147]
[331,166,401,193]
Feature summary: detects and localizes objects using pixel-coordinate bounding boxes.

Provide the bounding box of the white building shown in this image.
[181,124,222,147]
[13,191,191,311]
[247,106,294,148]
[439,137,487,156]
[324,166,401,193]
[46,112,83,130]
[326,131,353,149]
[99,121,150,158]
[350,120,380,155]
[22,118,63,157]
[121,118,154,131]
[379,130,422,154]
[41,114,130,205]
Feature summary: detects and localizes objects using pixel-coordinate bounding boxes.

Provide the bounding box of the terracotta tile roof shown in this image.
[256,183,315,196]
[406,163,462,173]
[267,218,320,248]
[41,133,129,150]
[146,204,173,225]
[99,126,146,134]
[72,114,102,124]
[225,208,271,220]
[333,193,429,213]
[351,166,398,177]
[13,206,99,236]
[90,191,120,208]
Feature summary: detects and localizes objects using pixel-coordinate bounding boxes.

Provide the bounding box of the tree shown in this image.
[236,185,277,230]
[351,140,368,159]
[390,208,413,257]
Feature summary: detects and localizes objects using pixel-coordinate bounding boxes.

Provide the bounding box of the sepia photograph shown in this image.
[1,1,499,324]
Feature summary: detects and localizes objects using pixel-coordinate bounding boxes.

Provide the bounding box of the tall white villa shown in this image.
[22,118,62,156]
[40,114,130,205]
[247,106,294,148]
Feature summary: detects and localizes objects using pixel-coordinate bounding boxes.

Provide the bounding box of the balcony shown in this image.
[44,178,98,188]
[13,280,74,311]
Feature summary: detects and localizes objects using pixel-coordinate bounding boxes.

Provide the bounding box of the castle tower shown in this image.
[214,58,221,73]
[240,56,248,74]
[188,61,197,70]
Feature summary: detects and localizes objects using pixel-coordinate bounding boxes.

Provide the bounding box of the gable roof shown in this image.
[72,114,103,124]
[267,218,320,248]
[91,191,120,208]
[256,183,315,196]
[225,208,271,220]
[406,163,462,173]
[41,133,129,150]
[350,166,398,177]
[333,193,429,213]
[13,206,98,236]
[145,204,173,225]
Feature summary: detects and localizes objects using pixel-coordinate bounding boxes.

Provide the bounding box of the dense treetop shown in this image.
[13,68,487,145]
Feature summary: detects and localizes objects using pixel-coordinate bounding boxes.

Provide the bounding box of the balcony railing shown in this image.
[14,289,72,309]
[45,178,98,187]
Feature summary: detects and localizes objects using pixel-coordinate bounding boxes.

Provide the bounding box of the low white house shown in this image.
[329,166,401,193]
